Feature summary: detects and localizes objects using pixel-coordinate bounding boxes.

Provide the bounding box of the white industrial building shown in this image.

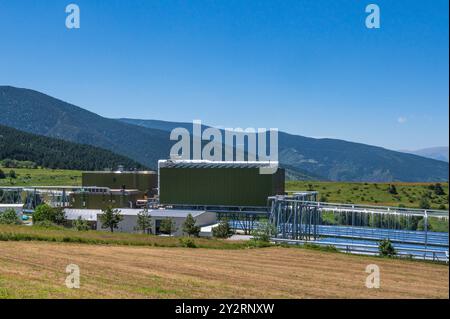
[64,208,217,236]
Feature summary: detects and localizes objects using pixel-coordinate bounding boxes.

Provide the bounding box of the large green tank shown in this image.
[159,161,285,207]
[82,171,157,196]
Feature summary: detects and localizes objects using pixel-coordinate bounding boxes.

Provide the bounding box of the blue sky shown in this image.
[0,0,448,150]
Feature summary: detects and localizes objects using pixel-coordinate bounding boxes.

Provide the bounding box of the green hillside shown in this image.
[0,124,147,171]
[286,181,449,210]
[0,167,81,187]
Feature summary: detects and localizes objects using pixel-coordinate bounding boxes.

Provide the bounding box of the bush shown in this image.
[33,220,63,229]
[179,237,197,248]
[33,204,66,225]
[72,216,90,231]
[387,184,398,195]
[0,169,6,179]
[419,197,431,209]
[378,239,396,257]
[9,170,16,179]
[0,208,21,225]
[212,220,233,238]
[251,220,276,242]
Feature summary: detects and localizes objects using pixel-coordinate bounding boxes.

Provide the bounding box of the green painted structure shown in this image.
[159,162,285,207]
[70,190,144,209]
[82,171,158,196]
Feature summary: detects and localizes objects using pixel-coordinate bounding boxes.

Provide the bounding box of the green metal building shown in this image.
[70,189,144,209]
[82,170,158,197]
[158,160,285,207]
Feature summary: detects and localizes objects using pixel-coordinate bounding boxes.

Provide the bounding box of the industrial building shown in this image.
[68,169,158,209]
[82,169,158,197]
[64,208,217,236]
[158,160,285,207]
[70,188,144,209]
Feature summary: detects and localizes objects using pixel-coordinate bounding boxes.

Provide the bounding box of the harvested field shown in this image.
[0,241,447,298]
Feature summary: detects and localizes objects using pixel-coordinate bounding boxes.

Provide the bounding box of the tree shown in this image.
[0,208,21,225]
[99,206,123,232]
[251,219,276,242]
[135,208,152,234]
[212,219,233,238]
[387,184,398,195]
[0,169,6,179]
[419,196,431,209]
[160,217,176,235]
[378,239,396,257]
[182,213,200,237]
[433,183,446,196]
[73,216,90,231]
[33,204,66,225]
[9,170,16,179]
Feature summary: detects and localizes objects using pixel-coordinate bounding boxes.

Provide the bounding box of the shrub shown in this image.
[387,184,398,195]
[179,237,197,248]
[0,208,21,225]
[33,220,63,229]
[33,204,66,225]
[9,170,16,179]
[212,220,233,238]
[251,219,276,242]
[0,169,6,179]
[73,216,90,231]
[378,239,396,257]
[419,197,431,209]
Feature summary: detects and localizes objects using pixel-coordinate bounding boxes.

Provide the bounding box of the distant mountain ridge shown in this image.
[0,86,448,182]
[401,147,449,163]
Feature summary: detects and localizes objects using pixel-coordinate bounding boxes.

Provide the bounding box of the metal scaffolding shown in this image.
[268,192,449,261]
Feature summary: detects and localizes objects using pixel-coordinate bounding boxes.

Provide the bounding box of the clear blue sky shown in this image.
[0,0,448,150]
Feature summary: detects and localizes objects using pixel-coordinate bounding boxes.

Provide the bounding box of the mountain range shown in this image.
[401,147,449,163]
[0,85,448,182]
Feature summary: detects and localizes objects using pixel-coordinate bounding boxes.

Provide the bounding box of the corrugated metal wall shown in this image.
[82,172,158,196]
[160,167,285,207]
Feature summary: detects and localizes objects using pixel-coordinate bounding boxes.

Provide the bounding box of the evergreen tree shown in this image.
[182,213,200,237]
[135,208,152,234]
[99,206,123,232]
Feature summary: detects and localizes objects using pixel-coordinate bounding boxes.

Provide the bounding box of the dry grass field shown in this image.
[0,241,447,299]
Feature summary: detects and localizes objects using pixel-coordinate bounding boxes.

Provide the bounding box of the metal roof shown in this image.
[158,159,279,169]
[64,209,99,221]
